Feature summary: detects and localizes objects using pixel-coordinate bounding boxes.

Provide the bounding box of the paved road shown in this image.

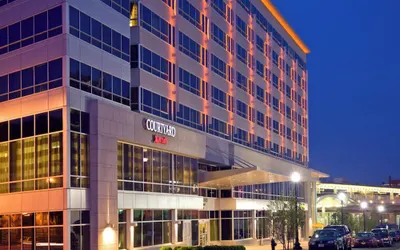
[354,242,400,250]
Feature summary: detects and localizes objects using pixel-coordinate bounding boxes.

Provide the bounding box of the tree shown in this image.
[266,195,306,250]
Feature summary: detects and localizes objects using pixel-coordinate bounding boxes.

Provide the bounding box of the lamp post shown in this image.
[360,201,368,231]
[291,172,302,250]
[377,205,385,225]
[337,192,346,225]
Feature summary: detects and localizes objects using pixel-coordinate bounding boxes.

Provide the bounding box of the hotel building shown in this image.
[0,0,326,249]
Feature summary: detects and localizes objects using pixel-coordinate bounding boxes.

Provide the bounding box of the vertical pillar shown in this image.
[252,210,257,240]
[172,209,178,244]
[126,209,133,250]
[89,100,119,250]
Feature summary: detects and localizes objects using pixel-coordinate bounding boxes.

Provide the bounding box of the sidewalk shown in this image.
[245,241,309,250]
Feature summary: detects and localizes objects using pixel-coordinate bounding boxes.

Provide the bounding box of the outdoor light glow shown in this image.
[338,192,346,201]
[291,172,301,183]
[378,205,385,213]
[103,226,115,245]
[360,201,368,210]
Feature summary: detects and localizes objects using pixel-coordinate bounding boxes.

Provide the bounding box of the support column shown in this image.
[126,209,133,250]
[252,210,257,241]
[172,209,178,244]
[89,100,119,250]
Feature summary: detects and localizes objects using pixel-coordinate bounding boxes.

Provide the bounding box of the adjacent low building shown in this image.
[317,182,400,227]
[0,0,325,249]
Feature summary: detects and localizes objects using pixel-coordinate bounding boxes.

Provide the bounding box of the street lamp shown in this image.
[291,172,302,250]
[360,201,368,231]
[337,192,346,225]
[377,205,385,224]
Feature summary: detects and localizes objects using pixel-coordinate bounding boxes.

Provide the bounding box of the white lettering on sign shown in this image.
[144,118,176,137]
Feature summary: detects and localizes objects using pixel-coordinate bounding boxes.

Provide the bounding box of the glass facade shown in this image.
[0,211,63,250]
[70,109,90,188]
[70,211,90,250]
[69,59,130,106]
[0,58,63,103]
[133,210,171,247]
[0,6,62,56]
[117,142,199,195]
[0,109,63,193]
[69,6,130,62]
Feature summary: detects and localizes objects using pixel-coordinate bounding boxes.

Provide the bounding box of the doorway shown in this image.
[199,222,208,246]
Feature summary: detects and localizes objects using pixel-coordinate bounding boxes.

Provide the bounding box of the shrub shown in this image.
[160,247,172,250]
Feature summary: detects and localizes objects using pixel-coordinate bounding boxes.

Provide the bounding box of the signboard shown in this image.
[143,118,176,137]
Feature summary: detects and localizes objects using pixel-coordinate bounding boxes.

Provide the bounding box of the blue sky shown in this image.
[272,0,400,185]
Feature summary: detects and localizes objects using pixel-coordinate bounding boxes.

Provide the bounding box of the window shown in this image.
[211,86,233,111]
[208,118,230,140]
[272,97,279,111]
[236,72,253,96]
[179,0,208,34]
[237,0,250,13]
[0,6,62,56]
[286,106,291,119]
[211,54,233,82]
[233,127,250,147]
[140,5,175,46]
[0,211,64,249]
[211,23,233,54]
[286,85,291,98]
[133,210,172,247]
[70,59,130,106]
[0,109,63,194]
[176,104,202,131]
[236,16,247,38]
[70,109,90,188]
[236,100,250,120]
[256,35,264,53]
[179,32,208,66]
[272,74,278,89]
[256,111,264,127]
[140,88,173,120]
[69,6,130,62]
[286,127,292,140]
[0,58,62,103]
[273,120,279,134]
[256,61,264,78]
[211,0,233,24]
[100,0,130,17]
[265,116,271,130]
[236,44,247,65]
[234,211,252,239]
[161,0,175,9]
[179,68,207,99]
[272,51,279,66]
[265,92,271,106]
[70,210,90,250]
[256,85,264,102]
[134,45,175,84]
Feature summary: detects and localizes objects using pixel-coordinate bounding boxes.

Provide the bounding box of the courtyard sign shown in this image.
[144,118,177,138]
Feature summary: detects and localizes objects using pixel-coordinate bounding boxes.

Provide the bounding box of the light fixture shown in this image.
[360,201,368,210]
[291,172,301,183]
[377,205,385,213]
[143,157,148,162]
[338,192,346,202]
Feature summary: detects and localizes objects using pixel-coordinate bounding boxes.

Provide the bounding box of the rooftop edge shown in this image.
[261,0,311,54]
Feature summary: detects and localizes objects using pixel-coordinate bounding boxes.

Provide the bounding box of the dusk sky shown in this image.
[272,0,400,185]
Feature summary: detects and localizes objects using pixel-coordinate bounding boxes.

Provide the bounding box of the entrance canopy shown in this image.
[199,166,327,188]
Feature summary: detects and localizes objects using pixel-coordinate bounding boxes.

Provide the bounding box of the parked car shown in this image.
[395,230,400,242]
[372,232,385,247]
[371,228,392,246]
[353,232,378,248]
[324,225,352,250]
[309,229,344,250]
[389,231,397,242]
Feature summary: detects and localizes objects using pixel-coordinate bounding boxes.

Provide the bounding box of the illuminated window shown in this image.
[130,3,138,27]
